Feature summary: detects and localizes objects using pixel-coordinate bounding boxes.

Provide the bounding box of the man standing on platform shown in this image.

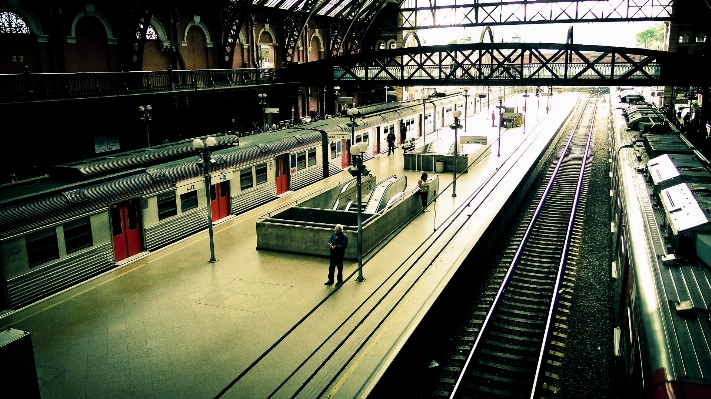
[492,110,495,127]
[326,224,348,286]
[387,131,396,155]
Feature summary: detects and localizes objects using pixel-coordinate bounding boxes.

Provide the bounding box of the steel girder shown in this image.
[395,0,674,32]
[220,0,253,68]
[329,2,367,57]
[285,43,706,86]
[353,0,402,52]
[282,0,322,63]
[128,1,155,71]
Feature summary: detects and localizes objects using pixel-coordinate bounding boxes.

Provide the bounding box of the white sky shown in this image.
[421,21,661,48]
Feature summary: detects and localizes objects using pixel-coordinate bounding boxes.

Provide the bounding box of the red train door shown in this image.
[374,127,380,154]
[276,154,290,195]
[210,181,230,221]
[111,199,142,262]
[342,140,351,168]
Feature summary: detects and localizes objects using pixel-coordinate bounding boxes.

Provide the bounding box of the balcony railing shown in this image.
[0,68,283,103]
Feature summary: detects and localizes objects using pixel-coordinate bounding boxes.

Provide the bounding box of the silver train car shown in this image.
[611,90,711,398]
[0,93,466,310]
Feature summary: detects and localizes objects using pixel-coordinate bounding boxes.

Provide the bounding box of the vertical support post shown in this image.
[193,137,217,263]
[203,154,216,263]
[356,157,364,282]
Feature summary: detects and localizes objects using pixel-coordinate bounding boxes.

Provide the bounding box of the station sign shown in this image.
[460,135,488,145]
[328,133,351,140]
[540,92,552,96]
[211,171,233,185]
[265,107,280,114]
[177,177,203,195]
[337,97,354,104]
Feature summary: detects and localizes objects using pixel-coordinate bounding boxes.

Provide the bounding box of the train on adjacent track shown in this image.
[0,92,466,310]
[610,88,711,398]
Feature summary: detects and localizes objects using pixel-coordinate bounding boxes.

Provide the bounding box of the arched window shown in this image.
[696,33,706,43]
[136,23,157,40]
[0,11,30,34]
[679,33,690,43]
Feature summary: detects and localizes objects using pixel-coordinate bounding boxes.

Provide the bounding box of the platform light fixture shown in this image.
[348,141,369,283]
[450,110,463,197]
[523,89,529,134]
[347,107,360,149]
[258,91,267,131]
[138,105,152,147]
[463,89,469,132]
[193,136,218,263]
[536,87,540,121]
[496,96,505,157]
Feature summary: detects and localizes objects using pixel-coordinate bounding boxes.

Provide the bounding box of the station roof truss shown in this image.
[287,42,707,86]
[394,0,674,32]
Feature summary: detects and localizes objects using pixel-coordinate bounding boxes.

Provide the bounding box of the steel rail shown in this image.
[448,94,594,398]
[529,96,598,398]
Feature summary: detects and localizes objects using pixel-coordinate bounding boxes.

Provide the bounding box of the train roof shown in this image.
[0,129,323,240]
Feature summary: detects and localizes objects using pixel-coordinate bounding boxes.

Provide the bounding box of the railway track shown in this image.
[434,96,599,399]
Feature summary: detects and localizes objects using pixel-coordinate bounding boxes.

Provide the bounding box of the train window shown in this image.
[64,218,93,254]
[362,133,369,143]
[240,168,253,190]
[26,228,59,267]
[111,206,122,236]
[127,201,138,230]
[157,192,177,220]
[307,149,316,166]
[330,142,337,159]
[297,151,306,170]
[256,164,268,185]
[180,191,198,212]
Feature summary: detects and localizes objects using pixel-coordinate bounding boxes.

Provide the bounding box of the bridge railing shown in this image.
[0,68,283,102]
[335,62,661,82]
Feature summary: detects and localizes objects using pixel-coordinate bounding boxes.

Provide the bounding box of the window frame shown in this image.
[64,217,93,254]
[157,192,178,220]
[26,227,59,268]
[180,190,199,212]
[240,167,254,190]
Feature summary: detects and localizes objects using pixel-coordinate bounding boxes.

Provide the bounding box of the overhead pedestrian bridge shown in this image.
[288,42,706,87]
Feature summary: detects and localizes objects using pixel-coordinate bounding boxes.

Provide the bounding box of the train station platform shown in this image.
[0,93,580,399]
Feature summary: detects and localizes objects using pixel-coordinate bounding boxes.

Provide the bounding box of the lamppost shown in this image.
[258,91,267,131]
[192,136,218,263]
[523,89,529,134]
[450,110,463,197]
[536,87,540,121]
[348,141,369,282]
[496,96,505,157]
[422,95,430,144]
[347,108,360,156]
[138,105,152,147]
[463,89,469,131]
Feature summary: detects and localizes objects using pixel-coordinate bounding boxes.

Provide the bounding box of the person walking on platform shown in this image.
[418,173,430,211]
[491,110,495,127]
[326,224,348,286]
[387,131,396,155]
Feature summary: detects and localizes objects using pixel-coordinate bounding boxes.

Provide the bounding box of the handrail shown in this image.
[258,176,353,219]
[0,67,284,103]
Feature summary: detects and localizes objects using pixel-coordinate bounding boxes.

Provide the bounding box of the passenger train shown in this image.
[0,91,468,310]
[610,88,711,397]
